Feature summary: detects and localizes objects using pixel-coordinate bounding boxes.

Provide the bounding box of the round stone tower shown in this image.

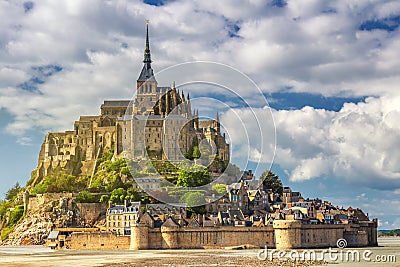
[273,220,301,249]
[161,226,179,249]
[130,223,149,250]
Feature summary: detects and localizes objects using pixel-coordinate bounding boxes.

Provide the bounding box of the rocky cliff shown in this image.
[1,194,106,246]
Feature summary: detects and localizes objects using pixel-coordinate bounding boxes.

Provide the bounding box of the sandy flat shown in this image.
[0,238,398,267]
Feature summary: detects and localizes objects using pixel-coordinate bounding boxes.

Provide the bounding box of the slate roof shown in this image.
[138,64,156,82]
[228,209,245,221]
[161,217,180,228]
[101,100,131,107]
[108,201,141,214]
[47,230,59,240]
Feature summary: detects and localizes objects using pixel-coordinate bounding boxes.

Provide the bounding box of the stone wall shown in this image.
[66,220,377,250]
[132,225,275,249]
[299,224,345,248]
[273,220,377,249]
[68,232,130,249]
[27,193,73,212]
[76,203,107,224]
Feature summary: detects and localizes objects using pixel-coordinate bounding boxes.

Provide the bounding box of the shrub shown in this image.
[9,205,25,226]
[1,227,14,241]
[75,191,100,203]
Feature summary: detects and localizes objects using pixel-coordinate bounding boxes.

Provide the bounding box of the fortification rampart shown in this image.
[63,220,377,250]
[67,231,130,249]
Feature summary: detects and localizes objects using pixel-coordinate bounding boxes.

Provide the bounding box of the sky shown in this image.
[0,0,400,229]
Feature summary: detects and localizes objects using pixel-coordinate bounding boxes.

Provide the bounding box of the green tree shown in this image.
[127,188,141,202]
[180,191,205,207]
[212,184,226,195]
[105,174,124,192]
[31,182,47,195]
[5,182,22,201]
[185,137,199,160]
[180,191,207,214]
[260,170,283,195]
[29,168,86,195]
[110,188,126,203]
[192,146,201,159]
[75,191,99,203]
[177,164,211,187]
[8,205,24,225]
[99,195,109,203]
[0,200,11,220]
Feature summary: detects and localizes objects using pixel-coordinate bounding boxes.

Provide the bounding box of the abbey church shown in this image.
[32,23,230,183]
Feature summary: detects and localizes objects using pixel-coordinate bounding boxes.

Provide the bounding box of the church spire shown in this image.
[144,20,152,64]
[137,20,156,85]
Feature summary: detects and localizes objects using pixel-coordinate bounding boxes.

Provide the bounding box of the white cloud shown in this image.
[0,67,29,87]
[222,95,400,191]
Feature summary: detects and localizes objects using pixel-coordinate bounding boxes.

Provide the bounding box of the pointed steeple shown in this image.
[144,20,152,64]
[216,112,220,122]
[137,20,156,85]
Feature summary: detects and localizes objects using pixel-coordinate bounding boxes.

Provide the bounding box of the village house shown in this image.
[106,201,141,236]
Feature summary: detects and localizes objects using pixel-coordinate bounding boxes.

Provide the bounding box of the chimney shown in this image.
[198,214,203,226]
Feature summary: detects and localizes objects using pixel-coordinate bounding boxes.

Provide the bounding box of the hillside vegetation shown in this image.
[0,147,241,241]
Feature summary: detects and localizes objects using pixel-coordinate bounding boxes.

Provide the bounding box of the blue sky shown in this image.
[1,0,400,229]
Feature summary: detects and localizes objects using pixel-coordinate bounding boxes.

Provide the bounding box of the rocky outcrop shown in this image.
[2,195,106,246]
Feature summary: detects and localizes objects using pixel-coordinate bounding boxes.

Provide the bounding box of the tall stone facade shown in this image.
[31,23,230,185]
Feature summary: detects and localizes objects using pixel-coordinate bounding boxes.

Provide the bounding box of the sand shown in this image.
[0,237,398,267]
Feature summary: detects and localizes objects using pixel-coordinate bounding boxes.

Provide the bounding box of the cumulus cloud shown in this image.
[222,95,400,191]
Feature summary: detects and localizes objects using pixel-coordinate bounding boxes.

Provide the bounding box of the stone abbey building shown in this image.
[32,23,230,184]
